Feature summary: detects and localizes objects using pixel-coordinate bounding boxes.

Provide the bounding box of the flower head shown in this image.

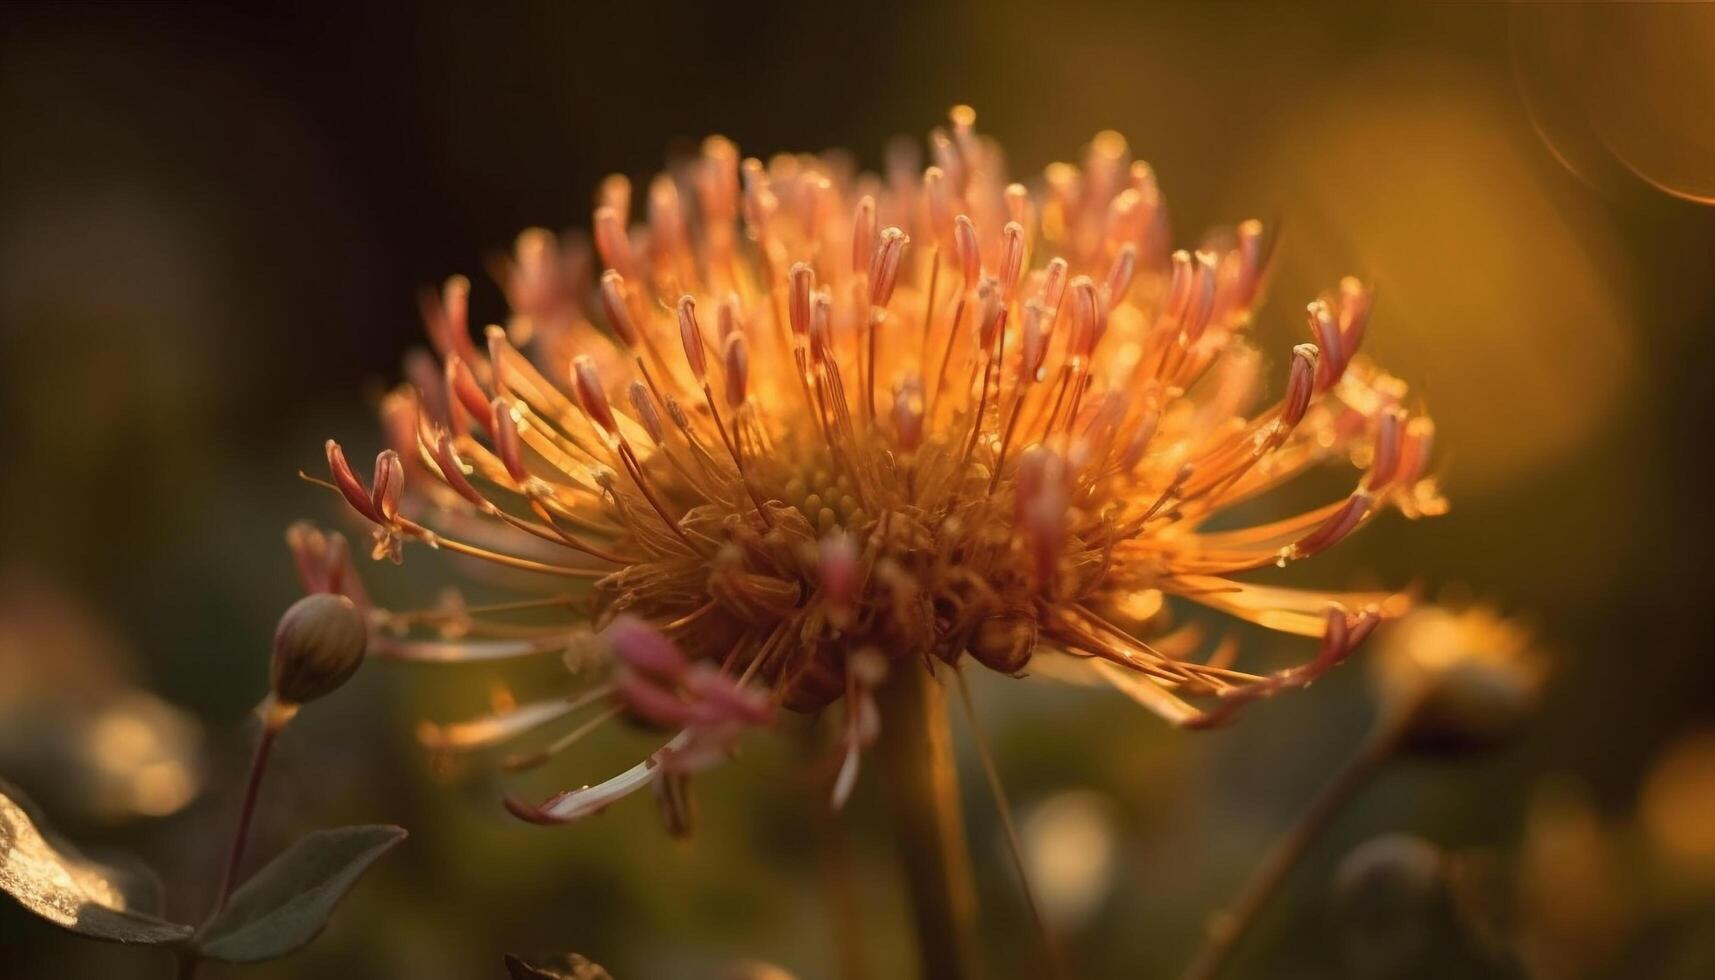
[1371,604,1544,753]
[315,107,1444,826]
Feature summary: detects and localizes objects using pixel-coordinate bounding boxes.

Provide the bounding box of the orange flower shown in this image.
[312,107,1443,825]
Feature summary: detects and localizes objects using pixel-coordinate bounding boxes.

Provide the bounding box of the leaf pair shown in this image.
[1,780,403,963]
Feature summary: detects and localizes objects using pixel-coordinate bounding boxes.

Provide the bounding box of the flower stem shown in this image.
[799,721,868,980]
[953,669,1066,980]
[178,699,297,980]
[875,663,979,980]
[1178,716,1406,980]
[213,705,290,915]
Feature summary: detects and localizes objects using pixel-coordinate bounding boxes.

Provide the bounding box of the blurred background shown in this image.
[4,1,1714,977]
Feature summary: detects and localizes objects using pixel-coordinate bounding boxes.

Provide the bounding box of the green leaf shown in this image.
[198,824,405,963]
[504,953,613,980]
[0,778,193,944]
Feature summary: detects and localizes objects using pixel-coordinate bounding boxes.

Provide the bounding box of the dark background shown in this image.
[3,2,1714,978]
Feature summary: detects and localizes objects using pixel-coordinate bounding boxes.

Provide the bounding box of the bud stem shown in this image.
[179,699,295,979]
[214,703,295,913]
[875,663,979,980]
[1178,712,1409,980]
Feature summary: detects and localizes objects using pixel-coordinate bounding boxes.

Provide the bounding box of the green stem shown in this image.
[875,663,979,980]
[1179,716,1406,980]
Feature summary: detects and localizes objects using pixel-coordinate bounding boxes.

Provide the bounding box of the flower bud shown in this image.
[1371,607,1544,755]
[270,593,368,706]
[1332,833,1450,943]
[970,612,1037,674]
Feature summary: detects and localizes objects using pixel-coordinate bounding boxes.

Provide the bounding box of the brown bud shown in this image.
[1397,657,1539,755]
[969,613,1037,674]
[270,593,368,706]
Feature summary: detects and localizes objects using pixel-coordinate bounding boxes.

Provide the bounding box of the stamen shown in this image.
[1307,300,1344,389]
[490,398,530,483]
[1366,409,1404,491]
[723,332,749,409]
[593,205,634,279]
[572,356,618,437]
[954,215,981,291]
[851,195,876,277]
[627,381,665,444]
[1396,416,1435,485]
[999,221,1026,301]
[924,167,952,247]
[324,440,384,524]
[677,295,708,381]
[599,270,639,348]
[1104,243,1137,305]
[446,355,492,434]
[371,449,404,522]
[1282,344,1320,427]
[1290,493,1371,559]
[866,227,909,426]
[788,262,815,340]
[1040,257,1069,312]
